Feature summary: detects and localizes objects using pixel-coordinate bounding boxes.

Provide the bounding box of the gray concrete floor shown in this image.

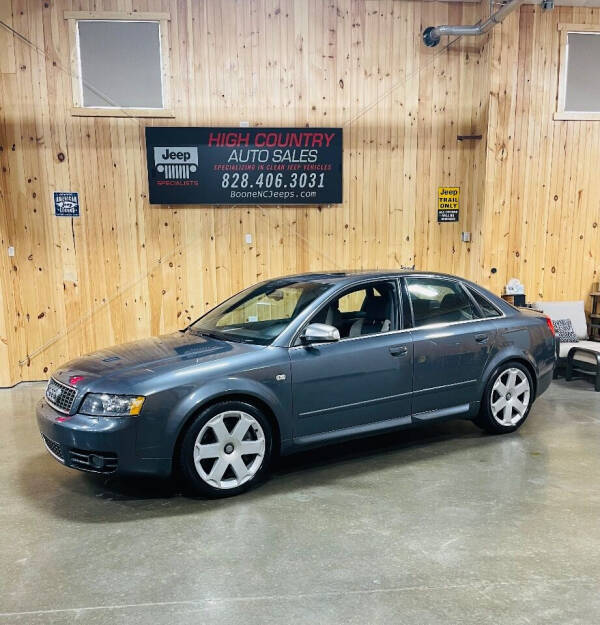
[1,379,599,625]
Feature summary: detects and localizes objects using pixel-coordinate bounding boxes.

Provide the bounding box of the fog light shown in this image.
[89,454,104,469]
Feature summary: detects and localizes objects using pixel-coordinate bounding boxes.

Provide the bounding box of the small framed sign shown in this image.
[437,186,459,222]
[54,192,80,217]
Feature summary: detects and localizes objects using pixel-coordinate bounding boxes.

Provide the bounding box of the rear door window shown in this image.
[406,277,478,327]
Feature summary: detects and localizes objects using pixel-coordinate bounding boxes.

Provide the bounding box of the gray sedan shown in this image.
[37,271,557,497]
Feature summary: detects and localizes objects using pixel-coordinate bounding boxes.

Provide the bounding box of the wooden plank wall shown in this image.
[0,0,491,385]
[483,5,600,303]
[1,1,598,386]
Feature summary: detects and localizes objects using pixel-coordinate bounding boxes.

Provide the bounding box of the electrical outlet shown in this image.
[245,233,252,244]
[7,246,14,257]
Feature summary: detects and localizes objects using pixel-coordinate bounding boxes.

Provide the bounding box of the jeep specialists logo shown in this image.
[154,147,199,180]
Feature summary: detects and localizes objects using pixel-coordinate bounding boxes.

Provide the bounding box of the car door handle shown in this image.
[474,333,489,343]
[389,345,408,357]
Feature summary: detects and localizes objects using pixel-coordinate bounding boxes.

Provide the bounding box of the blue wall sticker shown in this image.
[54,192,80,217]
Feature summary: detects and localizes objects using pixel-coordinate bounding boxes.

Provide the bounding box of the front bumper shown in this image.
[36,399,172,477]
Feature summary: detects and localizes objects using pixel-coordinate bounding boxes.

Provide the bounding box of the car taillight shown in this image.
[545,316,555,337]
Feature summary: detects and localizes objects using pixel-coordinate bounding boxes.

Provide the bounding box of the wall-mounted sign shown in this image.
[53,192,80,217]
[145,127,343,205]
[437,186,459,222]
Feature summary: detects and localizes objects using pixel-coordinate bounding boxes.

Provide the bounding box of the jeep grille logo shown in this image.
[154,147,199,180]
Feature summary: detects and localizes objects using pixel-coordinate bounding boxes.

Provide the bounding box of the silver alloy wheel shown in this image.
[193,410,266,490]
[490,367,531,426]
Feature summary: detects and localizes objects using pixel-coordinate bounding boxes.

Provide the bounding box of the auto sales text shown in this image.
[227,148,319,163]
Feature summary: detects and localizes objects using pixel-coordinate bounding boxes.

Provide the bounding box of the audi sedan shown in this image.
[37,271,557,497]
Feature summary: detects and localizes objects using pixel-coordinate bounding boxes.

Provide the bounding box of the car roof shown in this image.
[270,270,468,285]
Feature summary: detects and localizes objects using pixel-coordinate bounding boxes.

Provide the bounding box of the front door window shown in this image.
[311,281,398,338]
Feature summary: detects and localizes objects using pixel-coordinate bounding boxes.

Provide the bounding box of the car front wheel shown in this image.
[476,362,534,434]
[179,401,273,498]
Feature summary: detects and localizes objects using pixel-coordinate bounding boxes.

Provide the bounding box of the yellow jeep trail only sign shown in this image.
[437,186,459,222]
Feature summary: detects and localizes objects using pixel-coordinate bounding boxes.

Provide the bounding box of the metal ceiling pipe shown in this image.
[422,0,526,47]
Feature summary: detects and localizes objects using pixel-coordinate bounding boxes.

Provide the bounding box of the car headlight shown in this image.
[80,394,145,417]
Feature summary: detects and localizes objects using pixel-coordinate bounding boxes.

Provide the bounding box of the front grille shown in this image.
[41,434,64,462]
[45,378,77,414]
[69,449,118,474]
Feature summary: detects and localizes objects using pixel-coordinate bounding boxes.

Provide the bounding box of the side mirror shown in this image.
[301,323,340,344]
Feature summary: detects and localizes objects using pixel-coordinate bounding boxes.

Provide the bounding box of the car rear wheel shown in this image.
[179,401,273,498]
[475,362,534,434]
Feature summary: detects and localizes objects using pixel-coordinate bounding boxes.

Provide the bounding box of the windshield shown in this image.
[188,279,332,345]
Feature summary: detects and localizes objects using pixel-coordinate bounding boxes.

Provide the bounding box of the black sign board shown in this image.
[54,192,80,217]
[437,209,459,222]
[145,127,343,205]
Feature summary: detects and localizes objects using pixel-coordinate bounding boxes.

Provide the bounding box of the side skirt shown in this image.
[411,402,472,423]
[285,401,479,454]
[291,414,413,450]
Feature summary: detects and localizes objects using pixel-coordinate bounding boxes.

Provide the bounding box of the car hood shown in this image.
[52,331,261,385]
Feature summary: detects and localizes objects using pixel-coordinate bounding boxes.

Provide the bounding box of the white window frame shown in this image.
[556,24,600,121]
[64,11,174,118]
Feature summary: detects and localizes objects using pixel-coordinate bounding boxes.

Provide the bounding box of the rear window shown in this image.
[467,287,502,318]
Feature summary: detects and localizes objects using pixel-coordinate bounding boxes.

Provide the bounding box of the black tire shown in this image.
[179,400,273,498]
[475,361,535,434]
